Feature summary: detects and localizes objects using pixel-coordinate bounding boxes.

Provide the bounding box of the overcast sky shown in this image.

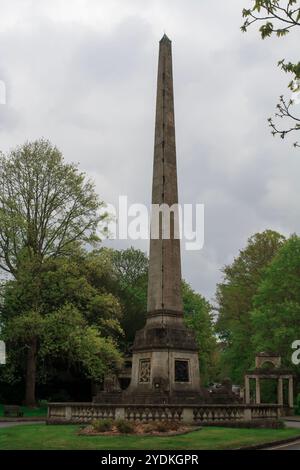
[0,0,299,301]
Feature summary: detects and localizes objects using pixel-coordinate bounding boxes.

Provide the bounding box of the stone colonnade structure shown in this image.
[244,353,294,411]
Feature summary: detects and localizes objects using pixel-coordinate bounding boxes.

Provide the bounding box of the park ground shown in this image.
[0,423,300,450]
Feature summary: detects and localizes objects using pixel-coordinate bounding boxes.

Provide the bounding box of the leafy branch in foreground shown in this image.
[241,1,300,147]
[242,1,300,37]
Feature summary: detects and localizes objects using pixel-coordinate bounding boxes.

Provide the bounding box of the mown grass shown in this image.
[0,424,300,450]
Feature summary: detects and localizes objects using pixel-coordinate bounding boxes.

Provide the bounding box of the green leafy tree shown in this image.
[0,139,107,405]
[3,306,122,398]
[0,250,123,405]
[182,282,217,384]
[111,247,148,351]
[216,230,285,383]
[241,1,300,147]
[251,235,300,378]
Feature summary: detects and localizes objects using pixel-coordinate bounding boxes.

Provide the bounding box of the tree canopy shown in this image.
[251,234,300,376]
[0,140,112,405]
[182,281,218,384]
[110,247,148,350]
[216,230,285,382]
[0,249,123,404]
[0,139,105,276]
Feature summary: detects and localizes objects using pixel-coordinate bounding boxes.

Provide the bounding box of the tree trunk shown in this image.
[25,337,37,407]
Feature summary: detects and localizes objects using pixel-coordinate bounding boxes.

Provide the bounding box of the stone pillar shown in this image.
[245,376,250,404]
[277,377,283,406]
[288,376,294,409]
[115,407,125,420]
[255,377,261,404]
[182,407,194,424]
[243,407,252,421]
[147,34,183,316]
[65,406,72,421]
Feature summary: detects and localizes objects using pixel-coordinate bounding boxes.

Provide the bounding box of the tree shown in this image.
[0,139,107,405]
[112,247,149,285]
[215,230,285,383]
[241,1,300,147]
[0,139,104,274]
[111,247,148,350]
[182,282,217,384]
[0,250,123,405]
[2,306,122,404]
[251,235,300,377]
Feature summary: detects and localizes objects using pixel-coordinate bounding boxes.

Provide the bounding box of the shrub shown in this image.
[143,423,156,433]
[164,420,181,431]
[92,419,113,432]
[277,419,286,429]
[153,421,170,433]
[143,420,181,433]
[116,419,135,434]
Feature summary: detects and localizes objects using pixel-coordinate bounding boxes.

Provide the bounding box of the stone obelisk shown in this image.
[127,35,201,404]
[147,33,182,320]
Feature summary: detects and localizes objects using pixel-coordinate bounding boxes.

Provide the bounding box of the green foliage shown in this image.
[2,303,122,384]
[0,139,105,276]
[145,421,181,433]
[251,235,300,376]
[0,251,123,388]
[0,139,116,404]
[111,247,148,350]
[112,247,148,285]
[182,282,218,384]
[278,60,300,87]
[259,379,278,403]
[115,419,135,434]
[242,1,300,37]
[241,1,300,146]
[143,420,182,434]
[216,230,285,383]
[92,419,113,432]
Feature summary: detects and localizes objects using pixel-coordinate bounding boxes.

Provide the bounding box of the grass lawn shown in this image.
[0,424,300,450]
[0,404,47,418]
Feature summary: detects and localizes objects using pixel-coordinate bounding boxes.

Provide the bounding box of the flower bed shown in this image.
[78,419,199,436]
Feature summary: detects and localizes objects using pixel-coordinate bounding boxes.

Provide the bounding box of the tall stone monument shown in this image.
[126,35,201,404]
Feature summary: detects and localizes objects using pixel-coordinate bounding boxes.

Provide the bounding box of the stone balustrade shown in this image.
[47,403,282,424]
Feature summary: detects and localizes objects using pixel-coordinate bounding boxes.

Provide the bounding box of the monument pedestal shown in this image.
[124,319,204,404]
